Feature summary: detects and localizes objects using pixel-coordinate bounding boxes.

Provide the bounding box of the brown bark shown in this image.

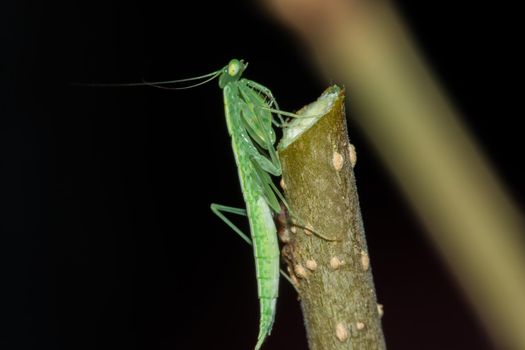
[278,86,385,350]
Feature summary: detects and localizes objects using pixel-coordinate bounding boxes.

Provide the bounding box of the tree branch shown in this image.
[278,86,386,350]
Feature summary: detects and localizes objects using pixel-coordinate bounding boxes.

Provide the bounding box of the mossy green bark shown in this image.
[278,86,386,350]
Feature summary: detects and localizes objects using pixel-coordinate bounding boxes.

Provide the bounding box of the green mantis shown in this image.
[140,58,291,349]
[76,59,299,349]
[208,59,288,350]
[156,59,331,349]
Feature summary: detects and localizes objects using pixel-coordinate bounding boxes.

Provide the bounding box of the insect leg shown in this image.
[243,79,285,125]
[210,203,250,245]
[238,90,282,173]
[259,106,323,121]
[210,203,298,290]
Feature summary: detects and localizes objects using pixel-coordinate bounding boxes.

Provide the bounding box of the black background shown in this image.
[2,1,523,349]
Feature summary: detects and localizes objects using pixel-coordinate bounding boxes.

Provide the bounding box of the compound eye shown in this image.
[228,60,240,76]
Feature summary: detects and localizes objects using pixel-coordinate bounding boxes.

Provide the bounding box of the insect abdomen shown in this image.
[223,84,280,350]
[250,193,280,350]
[237,151,280,349]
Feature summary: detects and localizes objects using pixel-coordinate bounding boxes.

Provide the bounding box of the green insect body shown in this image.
[77,59,292,349]
[210,59,288,350]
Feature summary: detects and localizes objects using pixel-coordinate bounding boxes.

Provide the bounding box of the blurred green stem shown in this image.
[265,0,525,348]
